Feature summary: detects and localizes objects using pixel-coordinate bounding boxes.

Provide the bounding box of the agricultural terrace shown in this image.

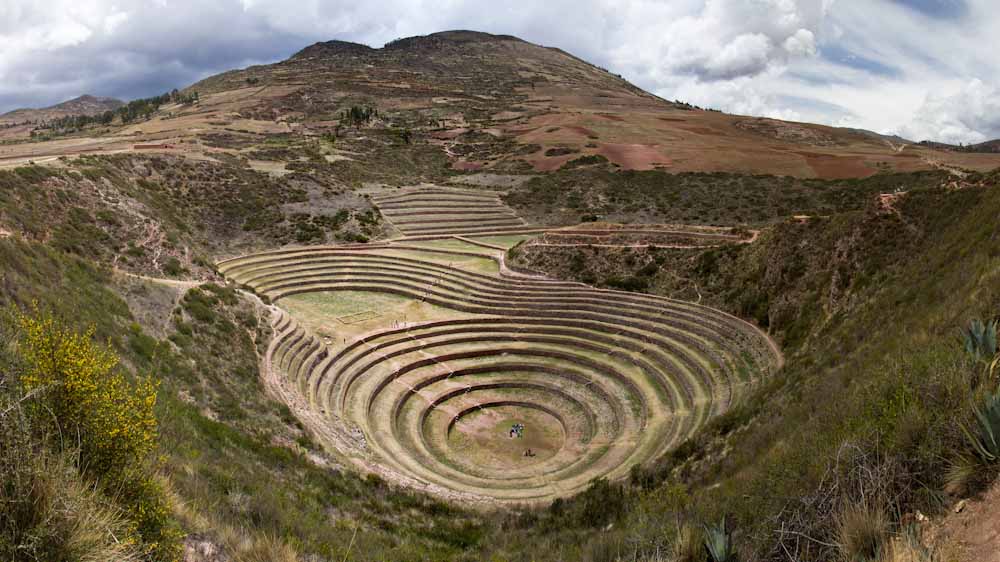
[217,202,781,503]
[373,186,537,238]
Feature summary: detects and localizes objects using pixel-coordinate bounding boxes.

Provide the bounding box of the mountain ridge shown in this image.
[178,30,1000,178]
[0,94,124,122]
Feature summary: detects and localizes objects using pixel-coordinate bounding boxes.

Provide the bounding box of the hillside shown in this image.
[920,139,1000,153]
[0,29,999,562]
[0,94,124,123]
[0,95,125,141]
[3,31,1000,176]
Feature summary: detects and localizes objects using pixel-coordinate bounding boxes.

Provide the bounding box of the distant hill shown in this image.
[183,30,1000,178]
[0,95,124,124]
[919,138,1000,153]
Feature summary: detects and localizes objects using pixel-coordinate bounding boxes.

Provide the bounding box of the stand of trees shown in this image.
[340,105,377,126]
[31,89,199,136]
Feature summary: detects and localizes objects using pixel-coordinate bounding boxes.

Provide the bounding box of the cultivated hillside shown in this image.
[4,31,1000,177]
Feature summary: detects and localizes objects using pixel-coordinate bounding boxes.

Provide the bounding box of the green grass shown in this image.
[379,248,500,274]
[470,234,538,248]
[393,239,488,252]
[283,290,413,319]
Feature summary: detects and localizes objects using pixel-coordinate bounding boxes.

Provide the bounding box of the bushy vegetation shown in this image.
[0,157,386,277]
[1,306,181,560]
[498,178,1000,560]
[340,105,378,126]
[504,167,949,227]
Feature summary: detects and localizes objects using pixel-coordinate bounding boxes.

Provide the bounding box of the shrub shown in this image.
[576,478,626,527]
[835,501,888,562]
[12,307,181,560]
[16,307,159,476]
[163,257,185,277]
[604,275,650,292]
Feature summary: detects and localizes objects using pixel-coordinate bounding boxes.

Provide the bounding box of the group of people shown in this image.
[508,423,525,439]
[508,423,535,457]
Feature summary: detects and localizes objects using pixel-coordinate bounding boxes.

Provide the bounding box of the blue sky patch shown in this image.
[891,0,968,19]
[820,44,902,78]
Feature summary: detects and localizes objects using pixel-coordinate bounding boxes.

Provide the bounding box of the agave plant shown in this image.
[703,518,738,562]
[962,387,1000,463]
[963,318,998,361]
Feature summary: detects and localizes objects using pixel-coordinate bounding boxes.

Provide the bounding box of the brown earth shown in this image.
[927,483,1000,562]
[2,30,998,178]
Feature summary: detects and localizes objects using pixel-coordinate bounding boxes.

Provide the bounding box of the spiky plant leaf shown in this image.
[964,319,999,360]
[703,519,737,562]
[962,388,1000,463]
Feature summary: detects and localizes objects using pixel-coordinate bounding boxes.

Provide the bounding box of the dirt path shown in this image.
[453,235,507,251]
[921,155,969,178]
[928,482,1000,561]
[113,269,203,289]
[527,242,730,249]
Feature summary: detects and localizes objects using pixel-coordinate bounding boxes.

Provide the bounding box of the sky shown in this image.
[2,0,999,143]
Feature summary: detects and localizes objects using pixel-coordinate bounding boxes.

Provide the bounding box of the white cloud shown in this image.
[704,33,774,79]
[783,28,817,56]
[899,79,1000,144]
[103,10,130,35]
[0,0,998,143]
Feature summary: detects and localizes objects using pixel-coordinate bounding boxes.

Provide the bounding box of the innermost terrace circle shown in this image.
[446,404,567,472]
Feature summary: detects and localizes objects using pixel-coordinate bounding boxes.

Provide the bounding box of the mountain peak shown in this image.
[383,30,526,50]
[292,30,526,60]
[291,39,374,59]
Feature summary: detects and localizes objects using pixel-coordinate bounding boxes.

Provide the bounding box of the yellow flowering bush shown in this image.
[15,306,182,561]
[16,306,158,476]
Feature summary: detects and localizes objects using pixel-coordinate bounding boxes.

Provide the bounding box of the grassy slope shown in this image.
[0,159,386,279]
[4,114,999,559]
[0,239,491,561]
[502,178,1000,560]
[661,181,1000,559]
